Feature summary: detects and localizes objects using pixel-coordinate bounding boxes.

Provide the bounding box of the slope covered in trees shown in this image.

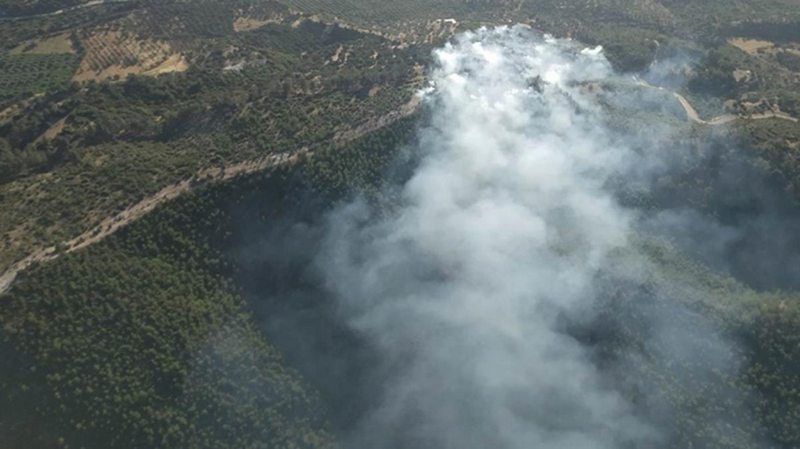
[0,116,418,449]
[2,107,800,448]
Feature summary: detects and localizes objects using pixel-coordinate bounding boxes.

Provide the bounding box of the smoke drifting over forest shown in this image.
[244,26,800,449]
[315,26,702,449]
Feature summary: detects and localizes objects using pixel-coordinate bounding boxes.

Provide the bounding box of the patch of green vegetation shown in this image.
[0,137,215,270]
[603,239,800,449]
[684,41,800,119]
[126,0,236,39]
[0,210,334,449]
[0,53,78,99]
[689,44,757,97]
[681,91,728,119]
[740,119,800,200]
[576,25,663,72]
[723,20,800,44]
[280,0,510,30]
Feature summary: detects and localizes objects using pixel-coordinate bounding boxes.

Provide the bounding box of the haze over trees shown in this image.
[1,1,800,449]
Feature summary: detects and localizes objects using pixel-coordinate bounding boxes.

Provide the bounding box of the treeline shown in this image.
[723,21,800,44]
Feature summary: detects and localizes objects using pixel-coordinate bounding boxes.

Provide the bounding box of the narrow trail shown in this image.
[0,96,421,295]
[635,77,799,125]
[0,0,131,21]
[0,151,304,295]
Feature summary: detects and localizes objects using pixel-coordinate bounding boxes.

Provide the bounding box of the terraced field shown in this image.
[0,52,79,98]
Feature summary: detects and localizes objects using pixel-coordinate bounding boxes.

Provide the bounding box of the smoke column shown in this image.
[317,26,705,449]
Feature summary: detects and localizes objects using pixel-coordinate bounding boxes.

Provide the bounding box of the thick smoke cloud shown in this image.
[317,26,663,449]
[290,24,798,449]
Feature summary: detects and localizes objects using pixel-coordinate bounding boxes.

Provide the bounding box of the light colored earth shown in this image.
[73,31,189,82]
[143,53,189,76]
[233,16,282,32]
[636,77,798,125]
[729,38,775,55]
[33,117,67,144]
[11,33,75,54]
[673,93,739,125]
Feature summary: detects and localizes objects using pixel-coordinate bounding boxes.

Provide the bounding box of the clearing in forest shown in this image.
[11,33,75,55]
[73,31,188,82]
[233,16,283,32]
[728,37,775,55]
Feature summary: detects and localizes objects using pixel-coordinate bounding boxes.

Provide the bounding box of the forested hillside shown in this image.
[0,115,417,448]
[0,3,430,274]
[3,107,800,448]
[1,0,799,277]
[1,1,800,448]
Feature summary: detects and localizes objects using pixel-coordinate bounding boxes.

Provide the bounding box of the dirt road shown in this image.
[0,0,130,21]
[4,83,795,295]
[635,77,798,126]
[0,97,421,295]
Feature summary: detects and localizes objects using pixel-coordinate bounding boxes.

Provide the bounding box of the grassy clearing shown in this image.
[728,37,776,55]
[73,31,189,82]
[11,33,75,55]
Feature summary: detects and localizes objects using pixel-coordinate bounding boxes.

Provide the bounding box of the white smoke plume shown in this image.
[314,26,747,449]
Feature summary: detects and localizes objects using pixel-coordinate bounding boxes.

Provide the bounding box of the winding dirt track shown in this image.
[636,78,799,125]
[1,82,797,295]
[0,96,421,295]
[0,0,130,21]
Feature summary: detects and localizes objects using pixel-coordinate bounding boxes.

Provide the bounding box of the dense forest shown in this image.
[0,115,418,448]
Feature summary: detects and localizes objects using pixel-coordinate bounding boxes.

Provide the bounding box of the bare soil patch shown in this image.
[729,38,775,55]
[73,31,188,82]
[11,33,75,55]
[34,117,67,144]
[233,16,277,32]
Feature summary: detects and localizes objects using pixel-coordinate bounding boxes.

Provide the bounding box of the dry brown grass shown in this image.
[233,16,279,32]
[729,38,775,55]
[34,117,67,144]
[73,31,188,82]
[144,53,189,75]
[11,33,75,55]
